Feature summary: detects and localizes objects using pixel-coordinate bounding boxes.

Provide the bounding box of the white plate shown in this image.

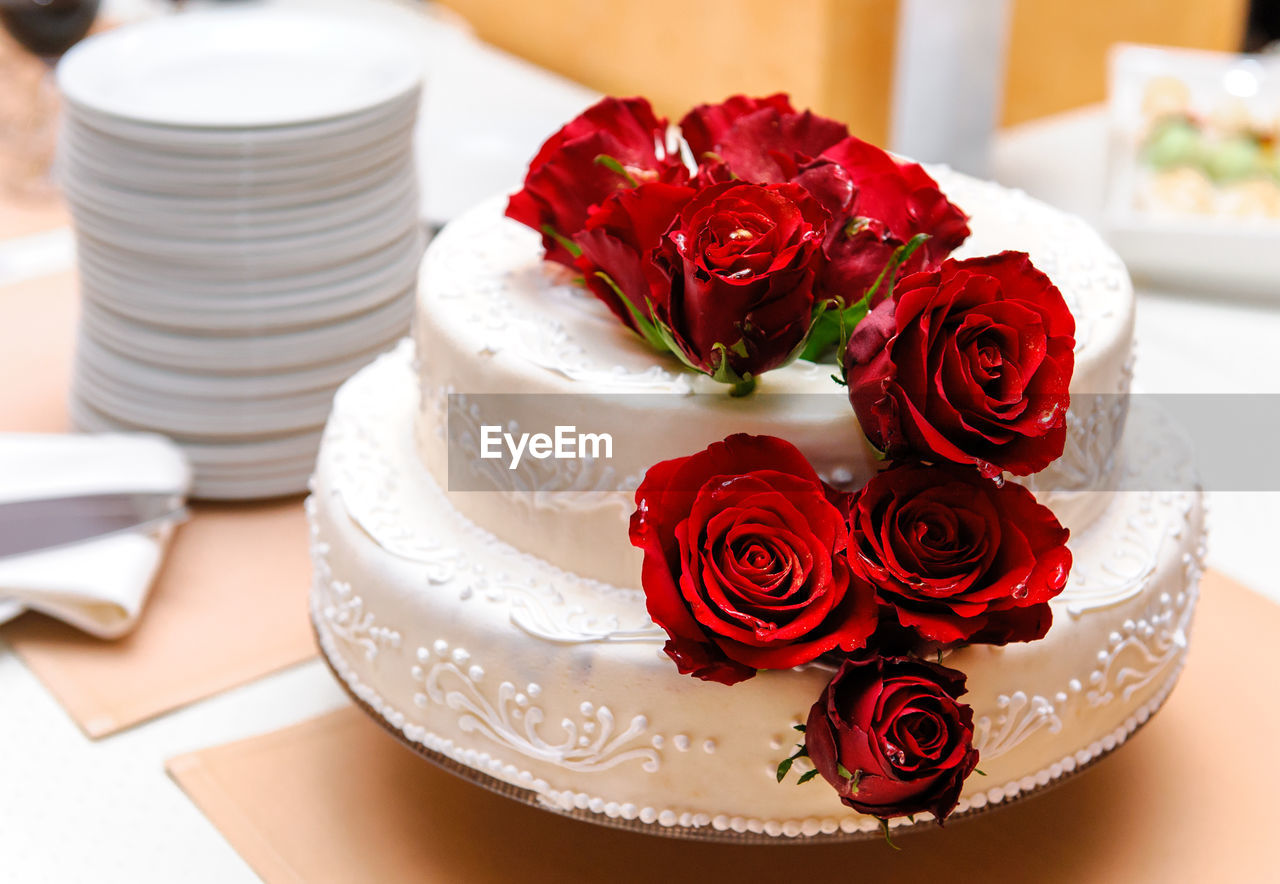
[58,121,415,192]
[1103,212,1280,293]
[182,439,320,470]
[73,355,340,415]
[181,437,323,470]
[1104,44,1280,294]
[59,140,416,201]
[59,170,416,234]
[60,151,417,215]
[58,113,415,181]
[78,257,419,333]
[190,461,317,486]
[73,221,422,282]
[78,292,413,373]
[65,183,419,249]
[189,469,312,502]
[73,225,422,296]
[68,398,324,466]
[60,92,421,161]
[70,400,314,499]
[76,234,420,306]
[57,9,421,129]
[79,277,417,335]
[60,89,420,157]
[70,188,419,263]
[76,332,395,400]
[62,167,417,239]
[71,369,334,439]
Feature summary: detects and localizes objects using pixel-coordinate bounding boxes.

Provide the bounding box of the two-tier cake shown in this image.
[308,95,1203,841]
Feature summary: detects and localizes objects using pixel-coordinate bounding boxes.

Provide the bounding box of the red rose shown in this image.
[681,102,968,304]
[574,182,696,332]
[844,462,1071,645]
[844,251,1075,477]
[575,180,829,386]
[662,181,829,382]
[680,94,849,185]
[680,94,798,158]
[506,97,688,266]
[805,655,978,822]
[629,434,877,686]
[816,137,970,303]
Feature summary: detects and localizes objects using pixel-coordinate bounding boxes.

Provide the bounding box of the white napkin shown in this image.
[0,433,191,639]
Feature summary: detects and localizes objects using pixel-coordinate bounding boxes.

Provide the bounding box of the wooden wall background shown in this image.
[437,0,1249,145]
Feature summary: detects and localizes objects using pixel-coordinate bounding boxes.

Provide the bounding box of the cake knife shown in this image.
[0,492,188,561]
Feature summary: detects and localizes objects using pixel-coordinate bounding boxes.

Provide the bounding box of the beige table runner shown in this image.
[167,570,1276,883]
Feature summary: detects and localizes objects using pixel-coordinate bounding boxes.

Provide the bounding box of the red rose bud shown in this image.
[844,251,1076,477]
[629,434,878,685]
[816,137,970,303]
[844,461,1071,645]
[575,182,696,334]
[661,181,829,386]
[805,655,979,823]
[680,93,849,185]
[506,97,688,267]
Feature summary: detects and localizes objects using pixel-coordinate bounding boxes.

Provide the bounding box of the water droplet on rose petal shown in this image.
[1012,582,1029,600]
[1048,556,1070,590]
[1049,557,1070,591]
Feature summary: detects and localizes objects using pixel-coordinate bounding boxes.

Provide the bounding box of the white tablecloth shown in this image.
[1,3,1276,880]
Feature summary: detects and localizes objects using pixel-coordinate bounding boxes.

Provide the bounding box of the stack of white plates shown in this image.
[56,10,423,500]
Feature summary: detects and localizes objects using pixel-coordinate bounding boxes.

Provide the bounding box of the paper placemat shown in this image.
[0,269,317,735]
[167,570,1275,883]
[2,498,314,736]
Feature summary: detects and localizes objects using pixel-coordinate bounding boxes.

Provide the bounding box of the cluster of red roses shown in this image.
[629,434,1072,826]
[506,93,970,394]
[509,95,1078,829]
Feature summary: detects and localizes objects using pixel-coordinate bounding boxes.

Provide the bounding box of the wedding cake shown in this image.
[309,95,1203,841]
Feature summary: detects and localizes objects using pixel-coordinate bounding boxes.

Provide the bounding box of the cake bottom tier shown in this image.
[308,341,1205,841]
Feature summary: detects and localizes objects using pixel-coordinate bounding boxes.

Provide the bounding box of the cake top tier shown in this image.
[419,167,1132,402]
[415,169,1135,590]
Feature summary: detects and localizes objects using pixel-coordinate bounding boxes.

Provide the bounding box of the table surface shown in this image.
[1,2,1278,881]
